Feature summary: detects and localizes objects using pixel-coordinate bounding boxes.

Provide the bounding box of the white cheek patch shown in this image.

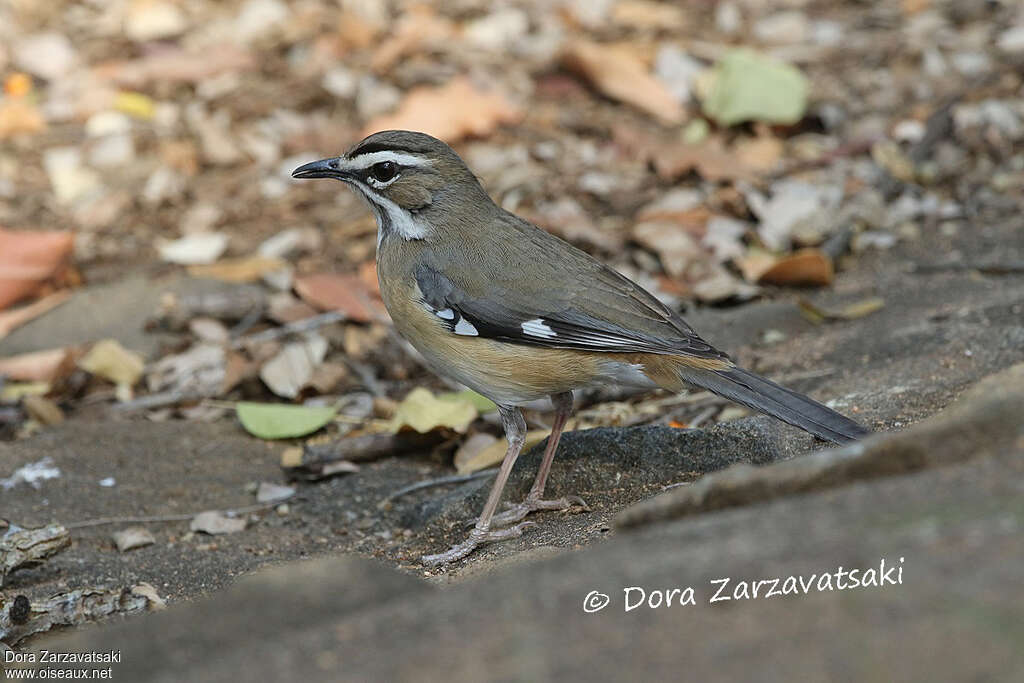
[348,182,429,245]
[454,319,479,336]
[521,318,556,339]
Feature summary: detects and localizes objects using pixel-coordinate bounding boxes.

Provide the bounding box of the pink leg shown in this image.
[421,406,534,566]
[489,392,589,528]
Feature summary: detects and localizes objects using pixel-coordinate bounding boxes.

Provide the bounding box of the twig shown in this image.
[231,311,345,348]
[381,469,497,505]
[65,502,279,529]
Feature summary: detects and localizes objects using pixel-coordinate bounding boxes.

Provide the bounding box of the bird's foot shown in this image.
[488,494,590,528]
[421,521,535,566]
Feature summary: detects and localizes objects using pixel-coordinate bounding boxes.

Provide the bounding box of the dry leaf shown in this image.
[798,297,885,324]
[0,229,74,310]
[363,76,523,143]
[0,348,72,382]
[563,40,685,125]
[259,335,328,399]
[187,256,287,283]
[456,429,550,474]
[23,395,64,426]
[758,249,834,287]
[78,339,145,388]
[453,432,499,473]
[112,527,155,552]
[390,387,479,434]
[294,272,388,323]
[190,510,246,535]
[632,222,702,278]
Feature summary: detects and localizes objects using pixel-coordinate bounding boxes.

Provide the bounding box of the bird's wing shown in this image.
[414,248,729,361]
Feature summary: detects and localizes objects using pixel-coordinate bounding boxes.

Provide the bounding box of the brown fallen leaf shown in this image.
[294,272,388,323]
[0,229,74,311]
[0,290,72,339]
[732,135,784,174]
[363,76,523,143]
[0,348,73,383]
[615,126,752,182]
[758,248,834,287]
[187,256,287,283]
[563,40,685,125]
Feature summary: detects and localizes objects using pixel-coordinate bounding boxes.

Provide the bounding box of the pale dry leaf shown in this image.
[363,76,523,143]
[78,339,145,388]
[632,222,702,278]
[453,432,499,473]
[112,527,155,552]
[563,40,685,125]
[457,429,550,474]
[190,510,246,535]
[370,4,455,74]
[187,256,287,283]
[390,387,479,435]
[94,45,255,87]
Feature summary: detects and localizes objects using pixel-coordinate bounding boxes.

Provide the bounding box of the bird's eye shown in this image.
[370,161,398,183]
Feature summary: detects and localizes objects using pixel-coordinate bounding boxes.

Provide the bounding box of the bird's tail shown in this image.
[678,365,870,444]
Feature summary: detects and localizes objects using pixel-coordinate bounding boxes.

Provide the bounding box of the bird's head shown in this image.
[292,130,490,244]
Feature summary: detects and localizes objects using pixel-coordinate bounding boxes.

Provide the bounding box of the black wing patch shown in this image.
[414,264,728,360]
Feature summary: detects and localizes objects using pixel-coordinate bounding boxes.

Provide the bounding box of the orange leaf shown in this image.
[0,348,73,383]
[0,230,74,310]
[294,272,389,324]
[757,249,834,287]
[0,290,72,339]
[363,76,523,143]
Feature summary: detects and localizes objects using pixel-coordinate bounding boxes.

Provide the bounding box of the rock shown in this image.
[616,363,1024,529]
[158,232,229,265]
[112,527,156,552]
[256,482,295,504]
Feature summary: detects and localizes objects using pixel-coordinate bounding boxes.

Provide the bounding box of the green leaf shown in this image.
[236,402,337,440]
[703,49,809,127]
[437,389,497,413]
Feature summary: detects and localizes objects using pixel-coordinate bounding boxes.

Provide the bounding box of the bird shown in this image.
[293,130,870,566]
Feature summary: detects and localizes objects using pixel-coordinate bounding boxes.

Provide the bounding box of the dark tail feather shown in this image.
[681,366,870,444]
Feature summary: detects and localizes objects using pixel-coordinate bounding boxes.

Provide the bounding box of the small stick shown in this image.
[381,469,497,505]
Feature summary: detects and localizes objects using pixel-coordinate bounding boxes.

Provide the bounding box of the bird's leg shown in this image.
[489,392,589,528]
[421,406,534,566]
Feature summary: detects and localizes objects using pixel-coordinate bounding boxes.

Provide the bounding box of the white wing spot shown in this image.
[454,319,479,336]
[435,308,455,320]
[521,318,556,339]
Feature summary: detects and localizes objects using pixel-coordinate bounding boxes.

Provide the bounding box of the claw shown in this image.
[421,521,535,566]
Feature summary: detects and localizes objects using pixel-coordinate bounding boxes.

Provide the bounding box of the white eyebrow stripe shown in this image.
[341,151,430,171]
